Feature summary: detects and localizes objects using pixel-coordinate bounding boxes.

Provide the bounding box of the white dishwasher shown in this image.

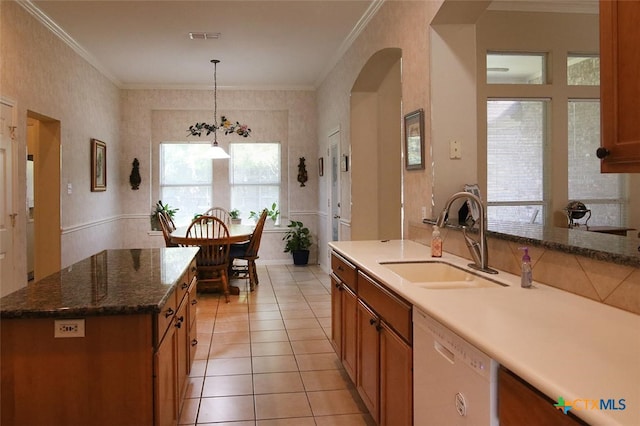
[413,308,498,426]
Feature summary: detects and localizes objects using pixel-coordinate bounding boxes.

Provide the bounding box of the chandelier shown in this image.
[187,59,251,158]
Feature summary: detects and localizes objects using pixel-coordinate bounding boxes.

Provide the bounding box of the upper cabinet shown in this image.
[599,0,640,172]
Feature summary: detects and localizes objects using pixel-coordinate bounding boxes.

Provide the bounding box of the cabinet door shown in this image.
[176,299,189,401]
[499,367,584,426]
[379,322,412,426]
[342,285,358,383]
[154,321,178,426]
[599,0,640,172]
[330,274,343,356]
[187,278,198,370]
[357,301,380,423]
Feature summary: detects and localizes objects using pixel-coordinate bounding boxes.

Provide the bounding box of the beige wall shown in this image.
[1,2,121,282]
[120,88,319,263]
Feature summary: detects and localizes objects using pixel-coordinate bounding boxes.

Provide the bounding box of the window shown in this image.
[160,143,212,226]
[229,143,281,222]
[487,100,547,224]
[567,55,599,86]
[486,52,547,84]
[568,100,625,225]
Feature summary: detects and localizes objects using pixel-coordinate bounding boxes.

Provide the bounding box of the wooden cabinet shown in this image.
[599,0,640,172]
[356,271,412,426]
[330,251,412,426]
[499,367,586,426]
[154,263,198,425]
[330,253,358,382]
[357,301,380,422]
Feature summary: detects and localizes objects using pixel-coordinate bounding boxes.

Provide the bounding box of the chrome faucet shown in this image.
[436,191,498,274]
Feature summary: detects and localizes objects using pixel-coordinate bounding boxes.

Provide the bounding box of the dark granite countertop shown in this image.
[424,219,640,268]
[0,247,199,319]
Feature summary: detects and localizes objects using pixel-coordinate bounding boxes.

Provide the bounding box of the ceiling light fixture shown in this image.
[187,59,251,159]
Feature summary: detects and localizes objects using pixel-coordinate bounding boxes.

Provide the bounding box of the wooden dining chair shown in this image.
[157,211,178,247]
[203,207,231,225]
[185,215,231,302]
[230,209,267,291]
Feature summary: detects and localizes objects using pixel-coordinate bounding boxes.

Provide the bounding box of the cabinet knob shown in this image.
[191,339,198,347]
[596,147,610,159]
[191,299,198,305]
[182,282,189,290]
[164,308,174,318]
[369,318,377,326]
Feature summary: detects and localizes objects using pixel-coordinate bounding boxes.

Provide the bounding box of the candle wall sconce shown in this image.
[297,157,308,187]
[129,158,141,190]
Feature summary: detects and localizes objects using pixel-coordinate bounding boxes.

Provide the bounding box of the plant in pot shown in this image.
[229,208,242,225]
[249,202,279,225]
[282,220,312,265]
[150,200,178,230]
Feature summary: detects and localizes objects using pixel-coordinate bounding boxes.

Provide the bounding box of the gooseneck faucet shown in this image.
[436,191,498,274]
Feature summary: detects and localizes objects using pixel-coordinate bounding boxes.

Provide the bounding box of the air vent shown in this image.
[189,32,221,40]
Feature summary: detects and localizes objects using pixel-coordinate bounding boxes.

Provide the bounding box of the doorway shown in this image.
[1,99,16,295]
[27,113,61,282]
[350,48,403,241]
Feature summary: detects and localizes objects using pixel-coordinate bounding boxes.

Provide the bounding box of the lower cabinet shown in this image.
[499,367,586,426]
[154,267,198,426]
[330,252,412,426]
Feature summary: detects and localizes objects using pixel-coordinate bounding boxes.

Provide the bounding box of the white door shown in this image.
[329,130,340,241]
[0,99,16,295]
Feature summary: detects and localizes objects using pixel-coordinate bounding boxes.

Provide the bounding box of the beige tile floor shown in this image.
[179,264,375,426]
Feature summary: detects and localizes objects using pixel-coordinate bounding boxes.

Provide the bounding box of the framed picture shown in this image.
[404,109,425,170]
[91,139,107,191]
[463,183,481,222]
[318,157,324,176]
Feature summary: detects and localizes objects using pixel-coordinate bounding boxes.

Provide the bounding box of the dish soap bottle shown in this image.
[431,225,442,258]
[519,247,532,288]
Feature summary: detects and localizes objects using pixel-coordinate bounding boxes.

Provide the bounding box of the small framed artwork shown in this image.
[91,138,107,191]
[404,109,425,170]
[318,157,324,176]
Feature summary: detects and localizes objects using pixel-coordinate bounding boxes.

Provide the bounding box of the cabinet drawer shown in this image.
[176,269,191,304]
[357,271,412,343]
[331,252,357,292]
[187,259,197,288]
[156,290,178,347]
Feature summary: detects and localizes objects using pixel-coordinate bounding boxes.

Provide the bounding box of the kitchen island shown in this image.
[329,239,640,426]
[1,247,199,426]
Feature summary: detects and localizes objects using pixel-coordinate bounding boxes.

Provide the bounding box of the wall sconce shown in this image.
[129,158,141,190]
[297,157,308,187]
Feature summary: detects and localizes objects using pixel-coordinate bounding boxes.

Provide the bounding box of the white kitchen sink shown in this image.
[379,261,507,289]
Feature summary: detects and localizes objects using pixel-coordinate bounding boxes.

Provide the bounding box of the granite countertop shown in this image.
[424,219,640,267]
[0,247,199,319]
[329,239,640,426]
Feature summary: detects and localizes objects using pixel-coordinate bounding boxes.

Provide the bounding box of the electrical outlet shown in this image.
[54,319,85,338]
[449,140,462,159]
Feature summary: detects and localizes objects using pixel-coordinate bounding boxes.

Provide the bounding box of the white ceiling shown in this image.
[24,0,597,90]
[27,0,379,90]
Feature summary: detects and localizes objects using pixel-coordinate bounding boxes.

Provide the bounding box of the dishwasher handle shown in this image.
[434,340,455,364]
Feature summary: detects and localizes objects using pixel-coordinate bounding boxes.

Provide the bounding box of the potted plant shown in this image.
[150,200,178,230]
[229,208,242,225]
[250,202,279,225]
[282,220,312,265]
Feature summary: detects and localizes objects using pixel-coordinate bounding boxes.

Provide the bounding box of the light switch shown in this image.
[67,183,73,194]
[450,140,462,159]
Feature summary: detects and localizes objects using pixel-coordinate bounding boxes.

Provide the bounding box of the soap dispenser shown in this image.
[519,247,532,288]
[431,225,442,258]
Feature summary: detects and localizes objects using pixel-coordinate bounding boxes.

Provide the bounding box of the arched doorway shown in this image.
[350,48,402,240]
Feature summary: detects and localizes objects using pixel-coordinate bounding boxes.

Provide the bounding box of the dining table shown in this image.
[169,223,255,295]
[169,223,255,246]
